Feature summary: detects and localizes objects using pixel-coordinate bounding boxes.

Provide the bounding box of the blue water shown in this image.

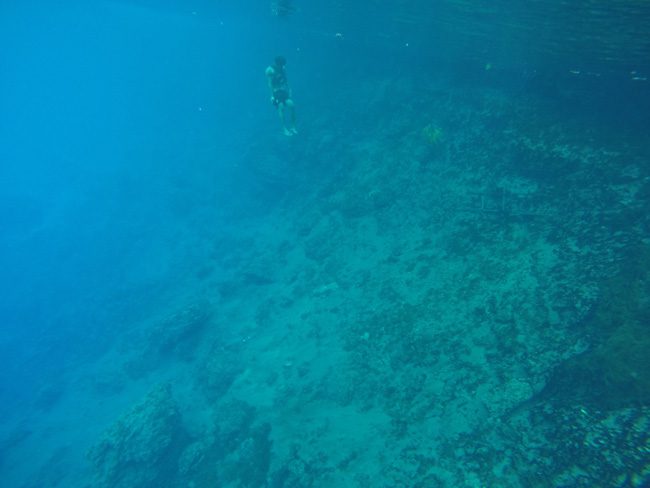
[2,1,650,487]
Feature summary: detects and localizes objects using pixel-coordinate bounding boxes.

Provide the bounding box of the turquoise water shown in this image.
[1,1,649,487]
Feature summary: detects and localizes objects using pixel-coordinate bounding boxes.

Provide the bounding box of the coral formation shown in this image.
[88,384,187,488]
[561,244,650,407]
[422,123,444,146]
[123,300,212,378]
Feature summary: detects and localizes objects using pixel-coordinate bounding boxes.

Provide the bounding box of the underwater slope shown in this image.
[80,75,650,487]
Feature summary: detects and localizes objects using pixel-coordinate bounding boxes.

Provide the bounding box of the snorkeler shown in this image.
[266,56,298,136]
[271,0,296,18]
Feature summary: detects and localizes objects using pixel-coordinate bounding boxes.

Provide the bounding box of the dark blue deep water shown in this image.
[1,1,649,487]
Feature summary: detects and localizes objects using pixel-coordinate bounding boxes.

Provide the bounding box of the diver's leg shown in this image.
[286,99,297,134]
[278,104,292,136]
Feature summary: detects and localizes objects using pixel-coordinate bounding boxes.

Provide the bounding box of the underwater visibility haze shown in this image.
[1,0,650,486]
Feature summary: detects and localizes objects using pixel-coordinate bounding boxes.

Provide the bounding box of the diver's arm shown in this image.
[265,66,275,93]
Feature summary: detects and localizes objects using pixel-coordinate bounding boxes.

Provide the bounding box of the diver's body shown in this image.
[266,56,297,136]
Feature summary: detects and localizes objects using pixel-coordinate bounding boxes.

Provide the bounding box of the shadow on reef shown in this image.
[545,243,650,409]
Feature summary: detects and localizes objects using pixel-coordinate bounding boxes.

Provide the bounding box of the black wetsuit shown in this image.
[270,67,290,106]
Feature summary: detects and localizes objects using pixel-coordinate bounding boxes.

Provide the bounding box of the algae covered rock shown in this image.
[549,244,650,408]
[123,300,212,378]
[149,301,211,358]
[88,383,187,488]
[422,123,444,146]
[220,423,272,488]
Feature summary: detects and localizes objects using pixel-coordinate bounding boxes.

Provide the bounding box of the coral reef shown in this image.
[552,244,650,407]
[422,123,444,146]
[172,399,273,487]
[505,404,650,487]
[123,300,212,378]
[15,71,650,488]
[88,384,187,488]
